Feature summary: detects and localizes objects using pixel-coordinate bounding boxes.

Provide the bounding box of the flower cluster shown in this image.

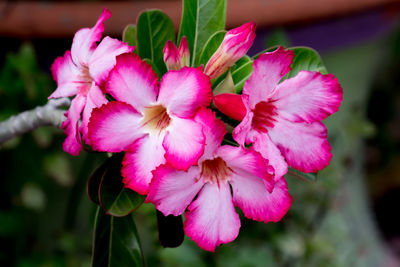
[49,9,342,252]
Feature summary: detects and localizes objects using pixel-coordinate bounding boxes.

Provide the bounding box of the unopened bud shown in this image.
[205,22,256,79]
[163,37,190,70]
[179,36,190,67]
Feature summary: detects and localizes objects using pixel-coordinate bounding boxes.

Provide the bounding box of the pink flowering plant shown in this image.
[45,0,342,263]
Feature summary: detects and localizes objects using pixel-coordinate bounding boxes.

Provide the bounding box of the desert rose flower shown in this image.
[204,22,256,79]
[163,36,190,70]
[88,53,212,195]
[214,47,343,180]
[49,9,133,155]
[146,108,292,252]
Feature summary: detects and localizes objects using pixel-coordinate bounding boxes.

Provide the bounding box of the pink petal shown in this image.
[230,175,292,223]
[88,101,144,152]
[251,132,288,181]
[213,93,246,121]
[205,22,256,80]
[163,40,181,71]
[178,36,190,67]
[223,22,256,53]
[232,95,258,146]
[106,53,158,111]
[194,108,226,162]
[243,46,294,108]
[231,95,288,180]
[89,36,134,86]
[122,135,166,195]
[158,67,212,118]
[273,71,343,123]
[184,183,240,252]
[163,117,205,170]
[61,94,86,156]
[146,165,204,216]
[49,51,85,99]
[217,145,274,191]
[80,84,108,145]
[71,8,111,66]
[268,119,332,173]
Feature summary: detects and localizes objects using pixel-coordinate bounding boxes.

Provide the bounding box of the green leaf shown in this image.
[91,207,144,267]
[231,55,253,93]
[99,154,145,217]
[123,24,137,48]
[198,30,226,66]
[137,10,175,76]
[144,58,162,79]
[286,167,317,182]
[87,158,110,205]
[285,47,327,79]
[265,28,291,48]
[178,0,227,66]
[212,55,253,93]
[211,70,228,89]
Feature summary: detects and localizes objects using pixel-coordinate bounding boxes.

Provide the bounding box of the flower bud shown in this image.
[178,36,190,68]
[205,22,256,79]
[213,93,246,121]
[163,40,181,71]
[163,37,190,70]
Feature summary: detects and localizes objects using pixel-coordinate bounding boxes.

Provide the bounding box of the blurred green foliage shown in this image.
[0,43,106,266]
[0,44,53,121]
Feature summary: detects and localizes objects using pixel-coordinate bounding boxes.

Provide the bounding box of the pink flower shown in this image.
[48,8,133,155]
[88,53,212,195]
[146,109,292,252]
[214,47,343,179]
[163,36,190,70]
[204,22,256,80]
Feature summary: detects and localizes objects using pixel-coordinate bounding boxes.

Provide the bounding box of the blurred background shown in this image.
[1,0,400,266]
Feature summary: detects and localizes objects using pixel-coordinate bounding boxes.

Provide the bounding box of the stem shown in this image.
[0,98,70,145]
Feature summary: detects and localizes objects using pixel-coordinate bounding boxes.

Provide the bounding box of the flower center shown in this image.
[201,157,232,184]
[78,65,93,95]
[251,101,277,133]
[142,104,171,134]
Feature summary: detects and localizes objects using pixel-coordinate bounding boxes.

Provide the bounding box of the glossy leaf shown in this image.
[231,55,253,93]
[91,207,144,267]
[265,28,291,48]
[87,157,112,205]
[156,210,184,248]
[137,10,175,76]
[144,58,162,79]
[212,55,253,93]
[178,0,227,66]
[198,30,226,66]
[98,153,145,217]
[285,46,328,79]
[123,24,137,48]
[286,167,317,182]
[211,70,228,89]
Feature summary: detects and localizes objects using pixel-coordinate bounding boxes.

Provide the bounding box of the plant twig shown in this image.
[0,98,70,145]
